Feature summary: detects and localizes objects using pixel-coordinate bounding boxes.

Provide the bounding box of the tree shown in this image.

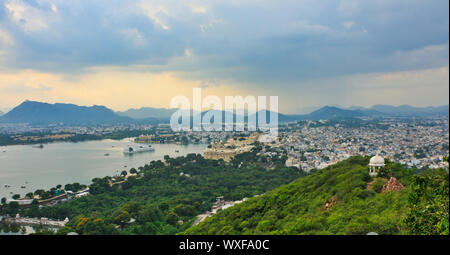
[57,226,76,235]
[405,169,449,235]
[7,148,307,235]
[372,178,387,193]
[34,189,45,196]
[166,211,179,225]
[164,155,170,162]
[113,210,131,227]
[90,177,112,195]
[12,194,20,200]
[137,206,163,224]
[65,183,83,192]
[1,197,6,204]
[121,201,142,215]
[121,170,128,177]
[174,204,195,216]
[443,155,449,164]
[129,168,137,174]
[159,202,169,211]
[377,167,391,179]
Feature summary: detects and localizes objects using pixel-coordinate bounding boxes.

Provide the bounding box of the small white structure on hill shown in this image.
[369,155,385,177]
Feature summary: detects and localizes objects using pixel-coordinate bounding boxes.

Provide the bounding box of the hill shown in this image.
[0,110,3,116]
[286,104,449,121]
[0,101,131,125]
[2,101,447,126]
[370,104,449,117]
[117,107,299,123]
[274,106,383,122]
[184,156,448,235]
[117,107,177,120]
[300,106,372,120]
[116,106,375,123]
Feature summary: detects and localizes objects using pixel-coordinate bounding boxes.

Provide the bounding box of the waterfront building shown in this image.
[369,155,385,177]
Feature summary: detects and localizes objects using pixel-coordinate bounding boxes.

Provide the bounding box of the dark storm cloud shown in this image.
[0,0,448,84]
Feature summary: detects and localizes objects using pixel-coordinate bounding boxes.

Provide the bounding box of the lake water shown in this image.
[0,138,207,199]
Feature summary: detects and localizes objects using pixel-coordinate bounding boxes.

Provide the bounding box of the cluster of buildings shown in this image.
[0,122,148,135]
[2,116,448,173]
[135,125,237,145]
[277,119,449,172]
[1,214,69,228]
[203,132,260,162]
[5,188,90,207]
[196,118,448,172]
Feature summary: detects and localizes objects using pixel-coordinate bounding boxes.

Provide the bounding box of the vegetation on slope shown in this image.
[184,156,449,235]
[405,166,449,235]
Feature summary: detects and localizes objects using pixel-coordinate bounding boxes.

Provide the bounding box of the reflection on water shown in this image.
[0,138,207,199]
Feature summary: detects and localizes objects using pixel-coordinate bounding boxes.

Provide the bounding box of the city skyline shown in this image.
[0,0,449,114]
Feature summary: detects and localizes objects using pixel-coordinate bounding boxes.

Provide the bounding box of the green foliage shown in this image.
[5,153,445,236]
[114,210,131,226]
[60,216,118,235]
[166,211,179,225]
[184,156,411,235]
[405,168,449,235]
[64,183,87,192]
[10,153,305,235]
[372,178,387,193]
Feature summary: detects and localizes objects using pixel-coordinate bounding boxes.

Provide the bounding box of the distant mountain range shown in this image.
[295,106,370,120]
[118,104,448,122]
[0,100,448,125]
[0,101,131,125]
[0,110,3,116]
[117,107,177,120]
[369,104,449,117]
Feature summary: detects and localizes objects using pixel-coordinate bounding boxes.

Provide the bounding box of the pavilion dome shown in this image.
[369,155,385,166]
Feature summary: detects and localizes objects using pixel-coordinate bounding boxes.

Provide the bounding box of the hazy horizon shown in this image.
[1,99,448,116]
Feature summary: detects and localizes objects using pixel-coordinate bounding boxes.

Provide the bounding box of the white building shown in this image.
[6,198,34,206]
[369,155,385,177]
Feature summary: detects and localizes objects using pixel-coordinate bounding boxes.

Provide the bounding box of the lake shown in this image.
[0,138,207,199]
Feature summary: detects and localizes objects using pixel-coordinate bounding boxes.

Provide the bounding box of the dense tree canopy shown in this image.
[2,152,306,235]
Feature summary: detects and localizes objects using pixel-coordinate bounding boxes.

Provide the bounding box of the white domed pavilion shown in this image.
[369,155,385,177]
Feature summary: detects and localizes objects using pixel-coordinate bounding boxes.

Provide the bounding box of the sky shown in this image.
[0,0,448,114]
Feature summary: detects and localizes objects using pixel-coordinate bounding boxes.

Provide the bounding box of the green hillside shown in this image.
[184,156,449,235]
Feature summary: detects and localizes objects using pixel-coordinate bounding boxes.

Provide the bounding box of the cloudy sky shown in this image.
[0,0,448,114]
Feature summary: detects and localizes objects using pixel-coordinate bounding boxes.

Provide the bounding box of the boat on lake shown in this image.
[123,145,155,155]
